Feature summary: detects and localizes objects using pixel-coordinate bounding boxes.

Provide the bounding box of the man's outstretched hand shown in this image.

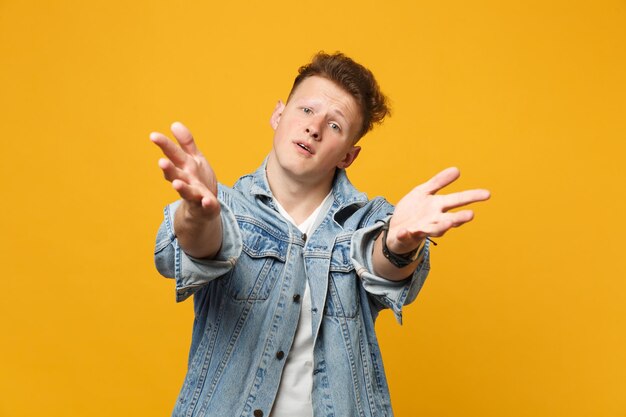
[374,167,491,280]
[150,122,220,220]
[389,167,490,253]
[151,122,222,259]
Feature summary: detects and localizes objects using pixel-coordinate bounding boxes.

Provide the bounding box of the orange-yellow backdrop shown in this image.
[1,1,624,416]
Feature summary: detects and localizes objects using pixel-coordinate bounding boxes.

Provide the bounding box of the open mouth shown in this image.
[296,142,313,154]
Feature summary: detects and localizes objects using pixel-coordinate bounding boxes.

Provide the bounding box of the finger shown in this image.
[150,132,189,167]
[421,167,461,194]
[397,228,427,243]
[158,158,192,183]
[421,220,453,237]
[443,210,475,227]
[409,211,475,238]
[201,194,220,213]
[171,122,200,156]
[441,189,491,211]
[173,181,220,215]
[172,179,209,202]
[387,227,427,254]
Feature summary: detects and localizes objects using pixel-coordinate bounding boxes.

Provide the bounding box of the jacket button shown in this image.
[253,410,263,417]
[276,350,285,360]
[293,294,301,302]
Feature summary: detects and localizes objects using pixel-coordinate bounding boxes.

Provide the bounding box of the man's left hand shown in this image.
[387,167,491,255]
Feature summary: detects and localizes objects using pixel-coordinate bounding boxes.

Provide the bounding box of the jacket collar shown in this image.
[248,157,369,210]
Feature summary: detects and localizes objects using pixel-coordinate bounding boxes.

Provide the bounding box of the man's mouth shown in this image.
[296,142,313,154]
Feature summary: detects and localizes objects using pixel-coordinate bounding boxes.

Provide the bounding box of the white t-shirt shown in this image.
[270,193,332,417]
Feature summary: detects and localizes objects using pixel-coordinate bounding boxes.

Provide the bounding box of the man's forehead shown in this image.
[289,76,361,119]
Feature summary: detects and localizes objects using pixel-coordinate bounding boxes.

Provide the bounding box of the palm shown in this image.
[387,167,490,254]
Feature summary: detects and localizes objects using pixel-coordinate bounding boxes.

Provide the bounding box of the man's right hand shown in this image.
[151,121,220,219]
[151,122,223,258]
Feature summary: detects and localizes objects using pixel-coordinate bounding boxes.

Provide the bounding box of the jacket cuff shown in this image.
[154,199,242,302]
[350,218,430,325]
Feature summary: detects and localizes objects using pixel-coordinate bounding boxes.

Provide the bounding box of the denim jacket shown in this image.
[154,162,430,417]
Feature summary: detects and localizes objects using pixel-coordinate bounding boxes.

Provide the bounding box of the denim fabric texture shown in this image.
[154,162,430,417]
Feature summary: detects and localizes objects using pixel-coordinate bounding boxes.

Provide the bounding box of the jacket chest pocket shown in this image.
[226,219,287,301]
[324,235,359,318]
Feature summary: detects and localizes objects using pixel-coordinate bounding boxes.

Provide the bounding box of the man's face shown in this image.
[268,76,363,186]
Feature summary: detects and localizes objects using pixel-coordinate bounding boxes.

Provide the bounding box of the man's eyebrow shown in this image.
[332,108,347,122]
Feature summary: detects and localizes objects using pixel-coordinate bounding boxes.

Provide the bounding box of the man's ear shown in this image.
[337,146,361,169]
[270,100,285,130]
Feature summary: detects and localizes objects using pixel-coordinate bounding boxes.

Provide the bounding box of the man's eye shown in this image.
[329,122,341,131]
[302,107,312,114]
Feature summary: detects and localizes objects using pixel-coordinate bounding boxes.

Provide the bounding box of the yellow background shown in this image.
[1,1,625,416]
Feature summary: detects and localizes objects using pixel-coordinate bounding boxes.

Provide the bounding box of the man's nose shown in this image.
[305,117,322,140]
[305,128,319,140]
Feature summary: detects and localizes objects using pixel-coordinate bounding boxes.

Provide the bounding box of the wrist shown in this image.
[377,219,426,269]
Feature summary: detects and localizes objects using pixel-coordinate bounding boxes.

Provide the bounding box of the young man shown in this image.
[151,52,490,417]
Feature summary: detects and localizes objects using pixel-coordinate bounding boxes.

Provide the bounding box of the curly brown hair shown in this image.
[289,52,390,141]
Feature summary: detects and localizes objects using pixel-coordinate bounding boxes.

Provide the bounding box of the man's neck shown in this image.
[265,159,334,225]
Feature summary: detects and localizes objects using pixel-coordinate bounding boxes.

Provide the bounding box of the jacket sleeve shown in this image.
[154,198,243,302]
[350,211,430,325]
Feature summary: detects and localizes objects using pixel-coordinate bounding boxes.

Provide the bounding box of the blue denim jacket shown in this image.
[154,162,430,417]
